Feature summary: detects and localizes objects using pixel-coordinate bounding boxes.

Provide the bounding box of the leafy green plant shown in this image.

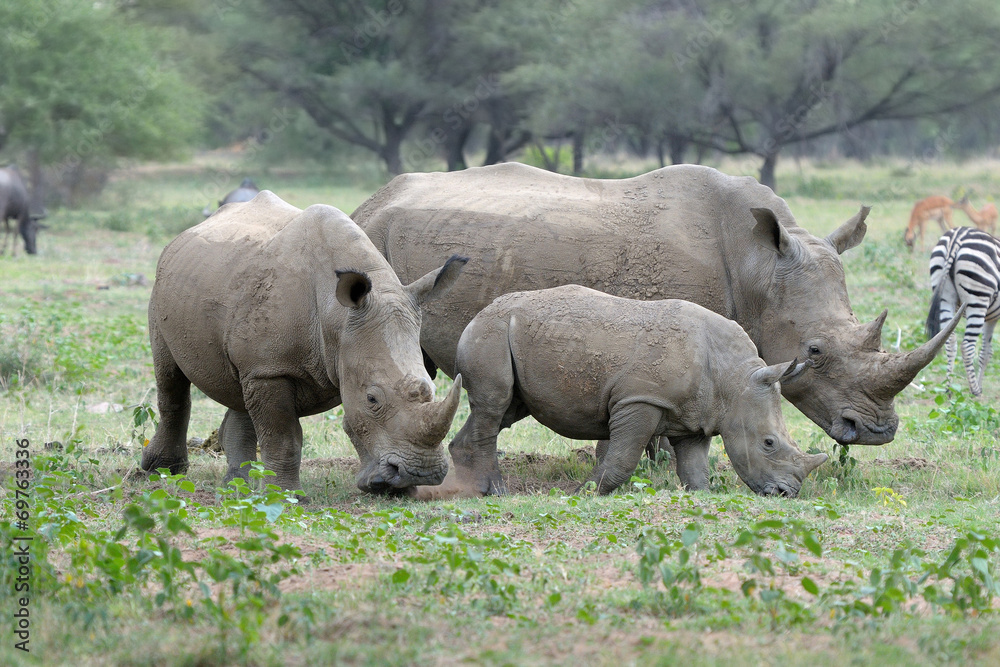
[636,522,709,614]
[130,401,158,446]
[921,530,1000,613]
[872,486,908,513]
[929,384,1000,436]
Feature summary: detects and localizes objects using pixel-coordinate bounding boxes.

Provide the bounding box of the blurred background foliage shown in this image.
[3,0,1000,201]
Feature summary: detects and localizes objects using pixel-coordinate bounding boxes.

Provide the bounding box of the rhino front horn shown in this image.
[414,374,463,447]
[802,452,828,475]
[879,304,967,396]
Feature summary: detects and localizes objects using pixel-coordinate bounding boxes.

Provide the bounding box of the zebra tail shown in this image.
[926,233,960,339]
[925,278,947,339]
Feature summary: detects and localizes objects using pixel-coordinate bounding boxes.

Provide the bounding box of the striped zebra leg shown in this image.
[938,303,958,380]
[976,320,996,394]
[961,305,988,396]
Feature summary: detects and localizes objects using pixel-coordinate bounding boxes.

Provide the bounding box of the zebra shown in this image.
[925,226,1000,396]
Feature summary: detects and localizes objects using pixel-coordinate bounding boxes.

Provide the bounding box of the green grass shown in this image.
[2,157,1000,666]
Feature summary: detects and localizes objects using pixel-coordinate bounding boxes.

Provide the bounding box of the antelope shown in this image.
[904,195,955,251]
[954,195,998,236]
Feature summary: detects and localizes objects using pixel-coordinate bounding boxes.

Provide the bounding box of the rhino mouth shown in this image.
[760,481,800,498]
[829,409,897,445]
[357,454,448,494]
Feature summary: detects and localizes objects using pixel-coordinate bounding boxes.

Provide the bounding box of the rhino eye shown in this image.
[764,437,776,450]
[808,345,821,356]
[367,394,378,405]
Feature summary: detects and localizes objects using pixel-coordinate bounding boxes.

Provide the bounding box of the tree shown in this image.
[670,0,1000,190]
[220,1,441,175]
[224,0,536,174]
[0,0,202,203]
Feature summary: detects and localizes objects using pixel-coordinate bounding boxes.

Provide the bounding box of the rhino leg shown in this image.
[243,378,304,493]
[596,436,671,464]
[672,434,711,491]
[141,329,191,476]
[413,328,516,501]
[585,403,662,494]
[219,409,258,485]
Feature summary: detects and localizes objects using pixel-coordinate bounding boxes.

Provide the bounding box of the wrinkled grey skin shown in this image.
[0,166,45,255]
[415,286,827,499]
[354,163,962,447]
[143,191,466,494]
[202,177,261,217]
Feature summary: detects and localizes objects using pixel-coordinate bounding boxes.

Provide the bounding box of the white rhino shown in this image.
[143,191,466,494]
[354,163,960,452]
[421,285,828,498]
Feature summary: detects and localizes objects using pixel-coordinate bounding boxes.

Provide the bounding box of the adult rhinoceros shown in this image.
[143,191,466,494]
[353,163,959,446]
[0,166,44,255]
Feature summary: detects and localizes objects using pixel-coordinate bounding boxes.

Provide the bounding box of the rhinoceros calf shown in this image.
[421,285,828,499]
[143,191,466,494]
[354,163,962,447]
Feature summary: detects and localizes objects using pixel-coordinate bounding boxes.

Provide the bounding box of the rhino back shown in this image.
[485,285,755,439]
[151,191,393,409]
[355,163,791,376]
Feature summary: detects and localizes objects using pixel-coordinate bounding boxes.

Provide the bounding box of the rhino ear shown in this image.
[750,208,793,256]
[405,255,469,306]
[751,358,811,387]
[335,270,372,308]
[826,206,871,255]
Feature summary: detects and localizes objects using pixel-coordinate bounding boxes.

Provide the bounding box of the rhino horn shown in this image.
[877,304,966,396]
[413,374,463,447]
[859,309,888,350]
[802,452,828,474]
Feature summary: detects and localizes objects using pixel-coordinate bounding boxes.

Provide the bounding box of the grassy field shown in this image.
[1,156,1000,666]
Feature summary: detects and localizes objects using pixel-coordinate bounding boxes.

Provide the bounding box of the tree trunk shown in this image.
[484,128,531,165]
[572,130,585,174]
[445,124,471,171]
[484,130,502,165]
[668,134,688,165]
[759,152,779,191]
[381,133,404,175]
[656,139,666,168]
[534,140,562,172]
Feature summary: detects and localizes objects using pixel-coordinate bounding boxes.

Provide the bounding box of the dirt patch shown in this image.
[280,561,391,595]
[878,456,939,471]
[302,457,359,472]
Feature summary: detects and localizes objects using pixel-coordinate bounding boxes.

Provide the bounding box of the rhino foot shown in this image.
[406,466,503,501]
[139,453,189,477]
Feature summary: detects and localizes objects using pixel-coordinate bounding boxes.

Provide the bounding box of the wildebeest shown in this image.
[201,177,261,217]
[144,191,467,494]
[0,166,45,255]
[354,163,961,447]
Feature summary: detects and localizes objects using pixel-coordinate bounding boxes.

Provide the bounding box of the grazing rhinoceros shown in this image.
[202,177,261,217]
[143,190,467,494]
[354,163,961,447]
[415,285,828,499]
[0,166,45,255]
